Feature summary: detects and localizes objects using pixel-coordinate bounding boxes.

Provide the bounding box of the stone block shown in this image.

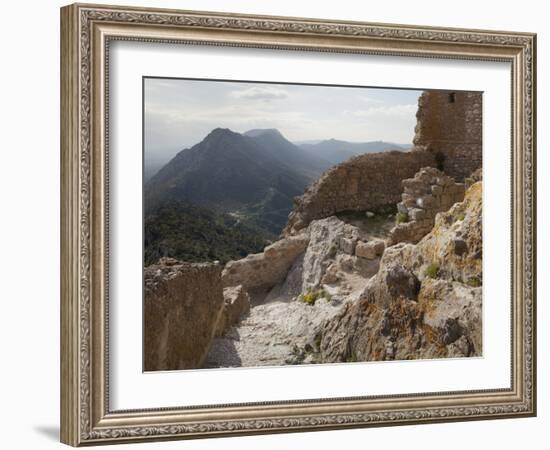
[356,241,377,259]
[440,194,452,206]
[416,195,435,209]
[409,208,426,221]
[340,237,357,255]
[355,239,386,259]
[372,239,386,256]
[397,202,408,214]
[437,176,453,186]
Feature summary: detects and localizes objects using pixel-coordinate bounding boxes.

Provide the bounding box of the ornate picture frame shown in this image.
[60,3,536,446]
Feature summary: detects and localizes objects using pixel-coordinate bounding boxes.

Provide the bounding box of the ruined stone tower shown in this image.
[283,89,483,235]
[413,91,482,181]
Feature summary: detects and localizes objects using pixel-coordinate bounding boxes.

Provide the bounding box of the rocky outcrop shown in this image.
[221,234,309,292]
[301,217,359,291]
[283,150,436,235]
[214,285,251,337]
[355,239,385,259]
[208,213,392,368]
[319,182,483,363]
[389,167,466,244]
[144,258,224,371]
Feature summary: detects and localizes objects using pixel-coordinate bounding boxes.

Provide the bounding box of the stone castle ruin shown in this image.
[283,90,482,235]
[144,90,483,371]
[414,91,482,181]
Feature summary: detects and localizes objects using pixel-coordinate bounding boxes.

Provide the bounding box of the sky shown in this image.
[144,77,422,167]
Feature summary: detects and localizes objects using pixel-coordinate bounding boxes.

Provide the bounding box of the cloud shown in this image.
[229,86,289,101]
[349,103,418,118]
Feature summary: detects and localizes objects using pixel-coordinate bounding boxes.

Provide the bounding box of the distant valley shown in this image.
[144,128,410,265]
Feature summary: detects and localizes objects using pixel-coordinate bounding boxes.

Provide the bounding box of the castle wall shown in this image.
[389,167,466,245]
[413,91,482,181]
[283,90,482,235]
[284,150,436,235]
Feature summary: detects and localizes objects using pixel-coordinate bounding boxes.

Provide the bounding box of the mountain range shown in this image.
[144,128,410,264]
[298,139,411,166]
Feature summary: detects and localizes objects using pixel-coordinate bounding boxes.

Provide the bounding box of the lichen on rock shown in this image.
[318,181,483,363]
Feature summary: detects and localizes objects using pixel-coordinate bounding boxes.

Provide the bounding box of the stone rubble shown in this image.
[319,182,483,363]
[389,167,466,245]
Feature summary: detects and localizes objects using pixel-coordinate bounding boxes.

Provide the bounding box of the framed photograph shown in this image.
[60,3,536,446]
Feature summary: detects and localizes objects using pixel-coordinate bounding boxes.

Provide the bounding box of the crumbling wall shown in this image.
[144,258,224,371]
[283,150,436,235]
[283,90,481,237]
[389,167,466,245]
[222,233,309,291]
[413,91,482,181]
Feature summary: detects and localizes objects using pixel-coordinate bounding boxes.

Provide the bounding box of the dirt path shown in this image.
[206,273,366,368]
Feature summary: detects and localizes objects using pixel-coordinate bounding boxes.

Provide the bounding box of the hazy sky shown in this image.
[144,78,422,165]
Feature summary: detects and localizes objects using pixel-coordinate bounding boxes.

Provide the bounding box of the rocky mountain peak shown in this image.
[202,127,241,146]
[244,128,284,139]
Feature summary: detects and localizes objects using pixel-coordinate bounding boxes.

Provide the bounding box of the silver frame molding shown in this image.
[60,3,536,446]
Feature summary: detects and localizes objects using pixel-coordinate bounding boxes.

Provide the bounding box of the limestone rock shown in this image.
[144,259,223,371]
[319,182,483,363]
[214,285,251,337]
[355,239,385,259]
[221,233,309,291]
[340,237,357,255]
[301,216,359,292]
[419,278,481,353]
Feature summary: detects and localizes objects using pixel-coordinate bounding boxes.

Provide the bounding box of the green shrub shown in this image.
[425,262,440,279]
[299,288,328,306]
[396,212,409,224]
[466,276,482,287]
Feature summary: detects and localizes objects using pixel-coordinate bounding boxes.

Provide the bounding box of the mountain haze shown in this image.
[145,128,319,235]
[144,128,411,265]
[144,200,268,265]
[298,139,411,166]
[243,129,330,178]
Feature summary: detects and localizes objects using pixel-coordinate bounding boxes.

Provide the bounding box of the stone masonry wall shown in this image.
[222,233,309,291]
[413,91,482,181]
[283,150,436,235]
[389,167,466,244]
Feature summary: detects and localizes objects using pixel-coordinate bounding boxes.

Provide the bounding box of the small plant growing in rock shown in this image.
[466,276,482,287]
[299,288,328,305]
[425,262,440,279]
[300,291,317,305]
[395,211,409,224]
[454,212,466,222]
